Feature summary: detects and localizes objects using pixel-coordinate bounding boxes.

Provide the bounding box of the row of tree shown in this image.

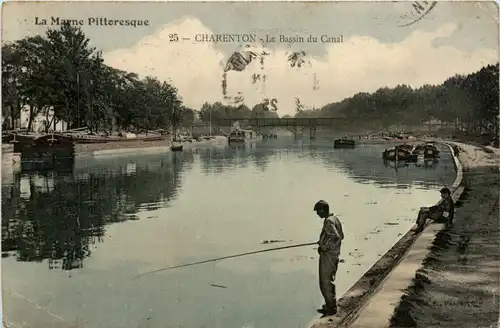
[195,63,498,140]
[198,101,279,126]
[2,23,194,132]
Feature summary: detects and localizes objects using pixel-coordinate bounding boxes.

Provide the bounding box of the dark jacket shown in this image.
[430,196,454,222]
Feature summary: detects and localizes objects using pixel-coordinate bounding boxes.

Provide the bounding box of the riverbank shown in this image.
[339,142,499,328]
[309,142,462,328]
[75,136,227,158]
[75,136,227,159]
[4,133,227,161]
[387,142,500,328]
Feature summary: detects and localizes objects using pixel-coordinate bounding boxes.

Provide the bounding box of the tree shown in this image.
[2,22,184,133]
[296,63,499,138]
[1,43,23,130]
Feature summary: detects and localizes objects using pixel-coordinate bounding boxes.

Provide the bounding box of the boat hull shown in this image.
[69,135,166,144]
[170,145,183,152]
[382,147,413,161]
[334,139,356,148]
[228,128,261,143]
[228,137,261,143]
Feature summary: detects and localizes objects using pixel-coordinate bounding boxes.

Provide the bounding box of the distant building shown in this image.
[17,106,68,132]
[2,106,67,132]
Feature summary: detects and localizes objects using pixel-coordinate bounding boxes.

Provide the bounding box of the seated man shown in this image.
[412,187,455,234]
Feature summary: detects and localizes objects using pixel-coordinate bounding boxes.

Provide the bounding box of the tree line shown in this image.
[196,62,498,141]
[2,23,194,133]
[198,100,279,126]
[296,64,499,137]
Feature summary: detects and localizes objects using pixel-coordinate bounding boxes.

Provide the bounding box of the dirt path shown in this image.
[388,143,500,328]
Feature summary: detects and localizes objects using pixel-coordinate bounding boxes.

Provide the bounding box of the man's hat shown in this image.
[314,200,329,211]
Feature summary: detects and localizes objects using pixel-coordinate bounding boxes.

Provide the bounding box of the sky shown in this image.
[2,1,499,116]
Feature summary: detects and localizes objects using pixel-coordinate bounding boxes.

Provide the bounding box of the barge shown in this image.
[228,128,262,143]
[334,137,356,148]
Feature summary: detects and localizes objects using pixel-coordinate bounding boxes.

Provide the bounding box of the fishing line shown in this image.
[132,241,318,280]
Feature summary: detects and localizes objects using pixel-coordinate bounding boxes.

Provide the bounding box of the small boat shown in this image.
[263,133,278,140]
[170,143,183,152]
[412,144,426,155]
[399,143,414,153]
[228,128,261,143]
[334,137,355,148]
[382,145,413,161]
[423,144,440,159]
[411,142,440,159]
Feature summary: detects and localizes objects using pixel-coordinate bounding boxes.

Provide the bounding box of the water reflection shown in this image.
[1,142,455,273]
[2,153,190,271]
[198,143,274,174]
[307,143,454,189]
[1,141,458,328]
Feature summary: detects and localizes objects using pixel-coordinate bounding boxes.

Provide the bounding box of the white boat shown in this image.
[228,128,262,143]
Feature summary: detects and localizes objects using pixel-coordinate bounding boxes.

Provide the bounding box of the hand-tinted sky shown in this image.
[3,1,498,115]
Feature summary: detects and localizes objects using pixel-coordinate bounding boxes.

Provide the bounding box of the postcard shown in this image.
[2,1,499,328]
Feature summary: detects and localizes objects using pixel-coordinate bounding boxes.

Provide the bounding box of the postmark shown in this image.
[399,1,438,27]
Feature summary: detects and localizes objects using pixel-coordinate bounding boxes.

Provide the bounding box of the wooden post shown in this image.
[310,126,317,140]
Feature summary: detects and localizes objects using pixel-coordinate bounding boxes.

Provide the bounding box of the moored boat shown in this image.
[398,143,414,153]
[64,131,166,144]
[423,144,440,159]
[382,145,413,161]
[412,142,440,159]
[228,128,261,143]
[2,131,75,146]
[170,125,184,152]
[170,143,183,152]
[334,136,356,148]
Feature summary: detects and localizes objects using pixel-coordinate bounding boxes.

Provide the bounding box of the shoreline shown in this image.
[309,141,464,328]
[4,135,228,163]
[2,135,228,174]
[385,142,500,328]
[75,135,227,158]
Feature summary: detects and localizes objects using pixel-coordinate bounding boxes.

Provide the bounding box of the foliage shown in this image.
[297,64,499,135]
[1,23,192,132]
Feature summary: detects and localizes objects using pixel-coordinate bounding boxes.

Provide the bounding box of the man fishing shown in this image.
[412,187,455,234]
[314,200,344,316]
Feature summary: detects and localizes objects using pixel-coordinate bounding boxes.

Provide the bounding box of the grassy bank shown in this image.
[389,143,500,328]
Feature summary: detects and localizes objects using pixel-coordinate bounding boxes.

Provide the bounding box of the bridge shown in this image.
[192,117,349,139]
[192,117,347,127]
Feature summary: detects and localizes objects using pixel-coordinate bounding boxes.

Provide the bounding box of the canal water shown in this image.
[1,138,456,328]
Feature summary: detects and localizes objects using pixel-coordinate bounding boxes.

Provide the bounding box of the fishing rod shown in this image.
[132,241,318,280]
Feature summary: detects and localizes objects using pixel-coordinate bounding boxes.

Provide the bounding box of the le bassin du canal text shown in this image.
[34,17,344,44]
